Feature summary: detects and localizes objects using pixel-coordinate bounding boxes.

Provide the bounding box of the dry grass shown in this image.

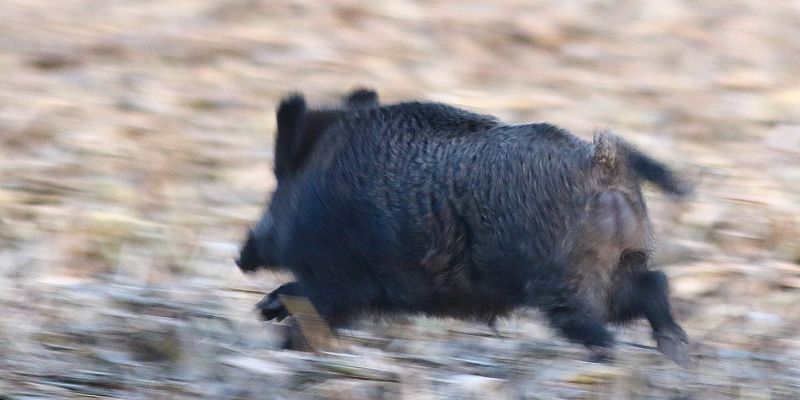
[1,1,799,398]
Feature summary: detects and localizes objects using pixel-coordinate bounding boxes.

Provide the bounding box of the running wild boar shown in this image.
[236,89,691,366]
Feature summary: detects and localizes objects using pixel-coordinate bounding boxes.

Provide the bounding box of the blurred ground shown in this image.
[1,0,800,399]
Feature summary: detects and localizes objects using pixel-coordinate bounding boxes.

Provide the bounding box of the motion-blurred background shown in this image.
[1,1,799,398]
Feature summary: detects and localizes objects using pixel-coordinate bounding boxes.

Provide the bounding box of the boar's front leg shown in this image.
[256,282,302,322]
[257,280,364,324]
[609,252,690,367]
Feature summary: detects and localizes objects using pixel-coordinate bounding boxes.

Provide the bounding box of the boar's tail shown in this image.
[627,147,690,196]
[592,132,690,196]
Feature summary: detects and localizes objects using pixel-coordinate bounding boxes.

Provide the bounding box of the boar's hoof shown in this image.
[256,295,289,322]
[654,327,691,368]
[487,318,504,338]
[586,346,615,363]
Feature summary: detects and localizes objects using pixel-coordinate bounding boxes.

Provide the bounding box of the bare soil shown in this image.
[1,1,800,398]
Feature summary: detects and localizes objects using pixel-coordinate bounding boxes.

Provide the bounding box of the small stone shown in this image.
[563,366,623,385]
[219,355,288,376]
[447,374,507,399]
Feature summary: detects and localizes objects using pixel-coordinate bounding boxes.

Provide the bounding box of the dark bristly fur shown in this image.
[237,89,691,366]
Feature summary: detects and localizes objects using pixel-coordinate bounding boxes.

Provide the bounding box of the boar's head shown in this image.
[236,89,378,272]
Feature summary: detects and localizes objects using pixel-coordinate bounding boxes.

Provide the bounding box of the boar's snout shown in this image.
[235,230,263,272]
[236,224,281,272]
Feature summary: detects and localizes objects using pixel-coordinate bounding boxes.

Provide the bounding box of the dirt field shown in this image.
[1,1,800,398]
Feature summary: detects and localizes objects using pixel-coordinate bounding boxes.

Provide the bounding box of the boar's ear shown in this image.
[343,88,379,108]
[274,94,307,179]
[274,94,341,180]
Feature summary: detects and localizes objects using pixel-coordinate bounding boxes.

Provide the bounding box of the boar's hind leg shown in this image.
[256,282,302,322]
[540,291,615,362]
[609,253,690,367]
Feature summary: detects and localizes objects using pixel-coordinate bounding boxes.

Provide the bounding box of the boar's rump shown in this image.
[236,89,691,366]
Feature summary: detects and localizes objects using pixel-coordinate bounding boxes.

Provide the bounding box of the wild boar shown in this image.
[236,89,691,366]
